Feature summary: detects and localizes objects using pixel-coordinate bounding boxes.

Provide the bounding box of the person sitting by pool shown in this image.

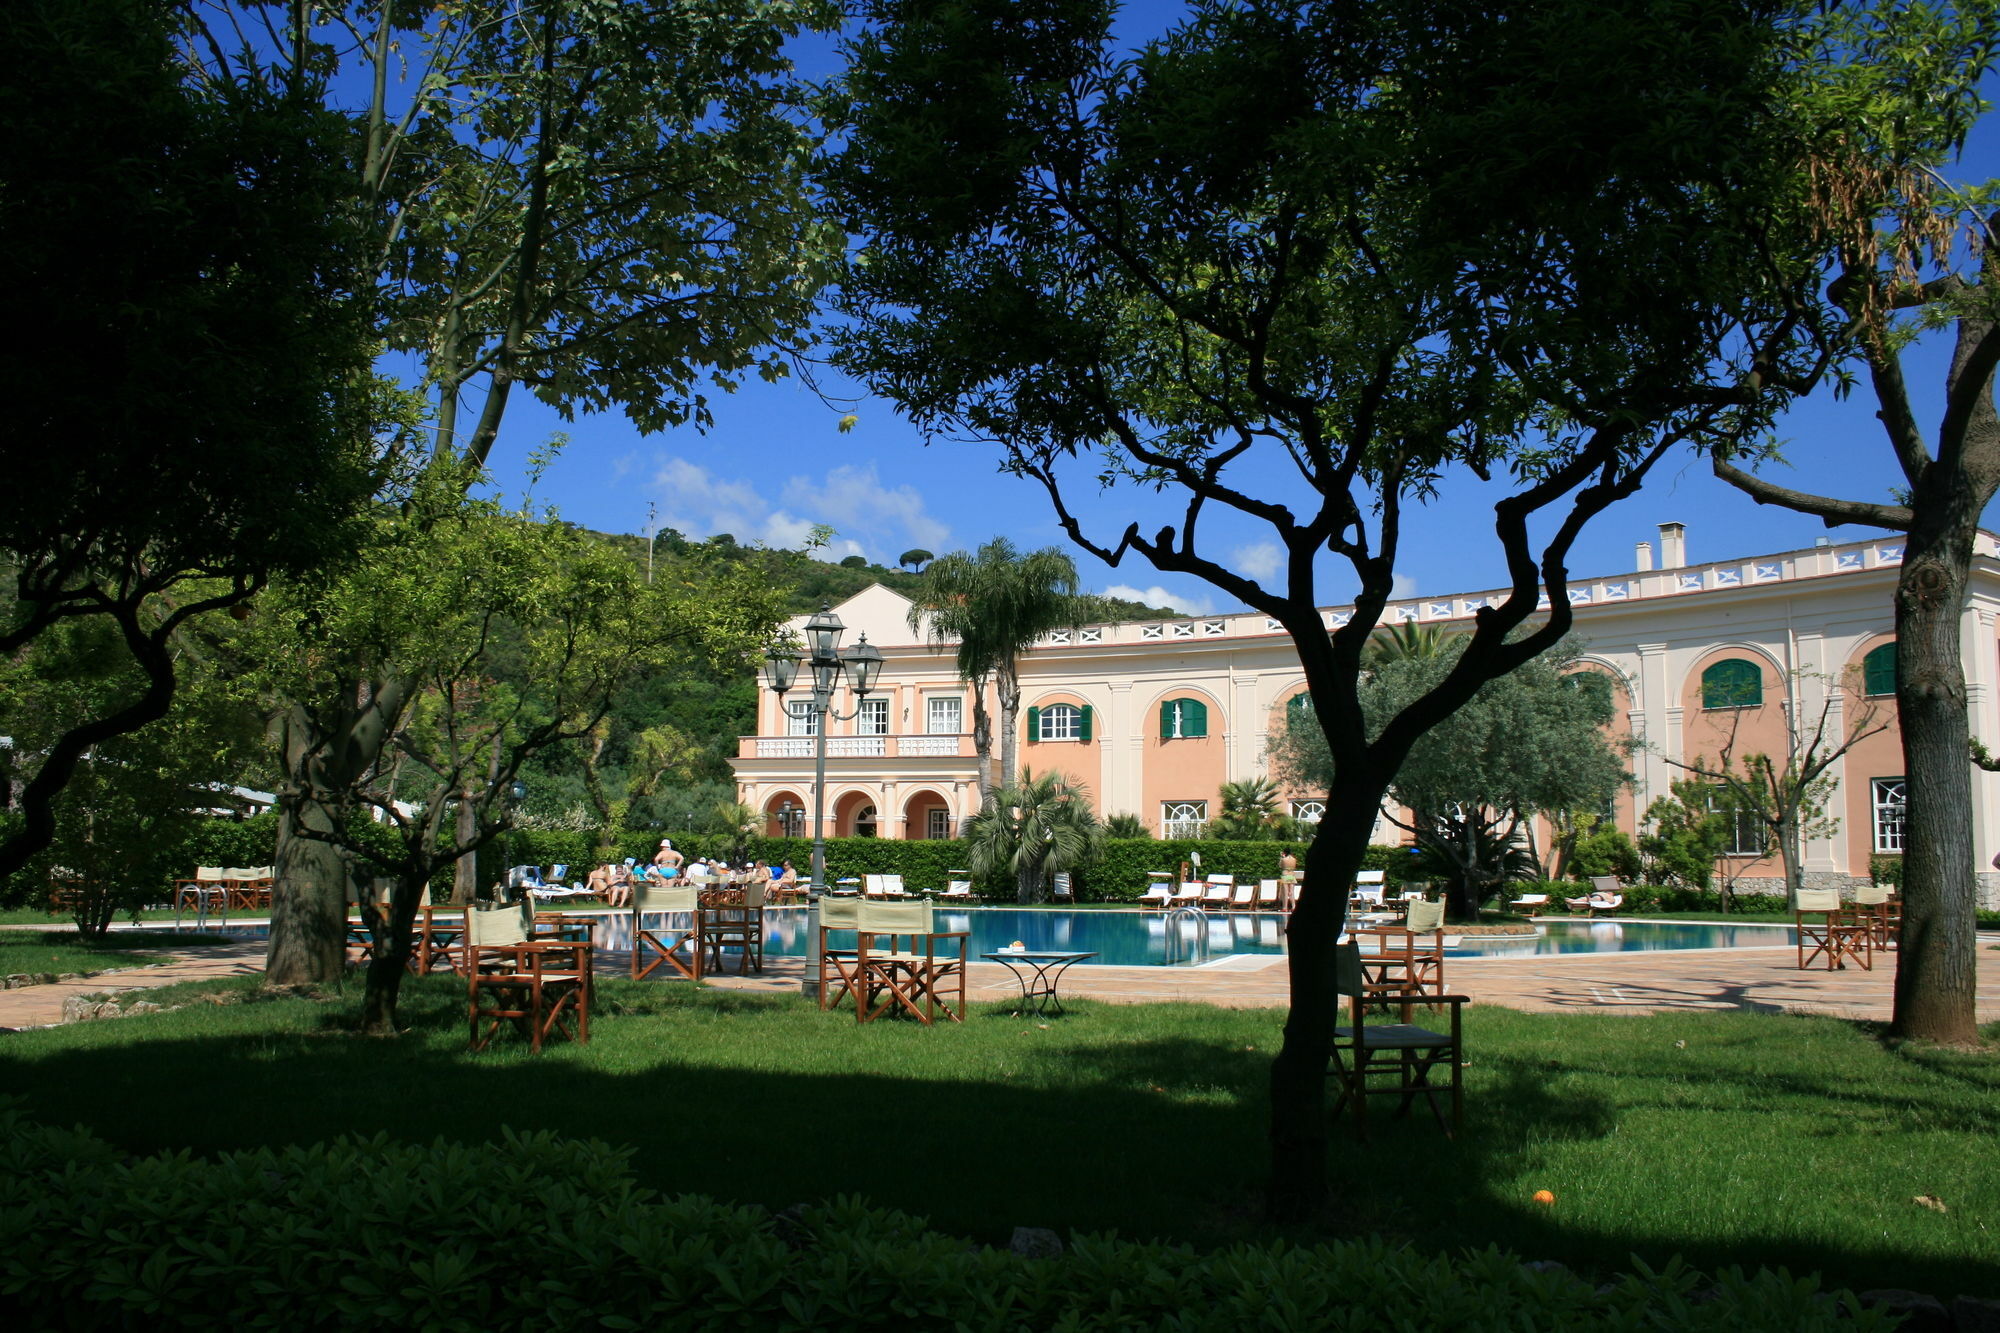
[773,861,798,889]
[747,860,772,886]
[652,839,682,877]
[592,862,633,908]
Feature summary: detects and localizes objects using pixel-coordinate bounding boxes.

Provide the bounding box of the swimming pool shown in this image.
[178,910,1795,969]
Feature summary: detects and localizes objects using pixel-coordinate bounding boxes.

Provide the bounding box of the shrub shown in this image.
[0,1106,1895,1332]
[1868,855,1902,888]
[1566,827,1642,882]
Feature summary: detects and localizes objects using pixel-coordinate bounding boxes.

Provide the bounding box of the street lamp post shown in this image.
[763,604,884,893]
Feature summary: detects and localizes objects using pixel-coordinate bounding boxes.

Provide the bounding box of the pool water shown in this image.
[188,910,1794,969]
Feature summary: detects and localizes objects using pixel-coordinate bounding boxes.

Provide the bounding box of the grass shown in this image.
[1,975,1994,1299]
[0,929,228,977]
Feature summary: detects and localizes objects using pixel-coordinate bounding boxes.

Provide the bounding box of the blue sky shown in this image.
[476,3,2000,617]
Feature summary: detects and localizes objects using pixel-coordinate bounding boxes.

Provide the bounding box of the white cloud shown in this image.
[1391,572,1419,600]
[781,464,951,557]
[1233,542,1282,580]
[646,458,951,561]
[1103,583,1214,616]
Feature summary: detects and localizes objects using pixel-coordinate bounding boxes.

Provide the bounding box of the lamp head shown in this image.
[803,604,844,662]
[762,644,801,693]
[842,635,884,694]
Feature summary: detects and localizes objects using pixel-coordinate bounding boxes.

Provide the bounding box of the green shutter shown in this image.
[1701,659,1762,709]
[1863,643,1897,697]
[1079,705,1093,742]
[1026,705,1041,742]
[1160,699,1175,739]
[1184,699,1207,738]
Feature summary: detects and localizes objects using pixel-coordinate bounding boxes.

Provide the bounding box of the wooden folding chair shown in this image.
[817,896,865,1010]
[630,883,702,980]
[465,901,591,1053]
[1795,887,1872,971]
[1328,941,1469,1139]
[854,899,967,1025]
[701,883,765,975]
[1850,882,1900,951]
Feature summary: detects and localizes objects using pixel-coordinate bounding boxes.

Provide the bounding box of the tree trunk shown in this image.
[266,789,350,986]
[1017,861,1040,904]
[264,680,405,987]
[452,790,479,905]
[1891,497,1983,1044]
[1775,808,1804,907]
[358,868,426,1036]
[1266,794,1370,1223]
[998,669,1020,791]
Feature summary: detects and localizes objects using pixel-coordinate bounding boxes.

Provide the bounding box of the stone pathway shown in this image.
[3,925,1994,1031]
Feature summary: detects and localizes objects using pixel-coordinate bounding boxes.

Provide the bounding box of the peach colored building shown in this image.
[729,524,2000,906]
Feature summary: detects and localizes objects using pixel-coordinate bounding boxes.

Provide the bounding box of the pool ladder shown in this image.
[1163,905,1209,965]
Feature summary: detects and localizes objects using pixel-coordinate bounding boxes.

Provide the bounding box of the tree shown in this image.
[1104,812,1150,839]
[188,0,844,987]
[906,539,1102,804]
[2,616,263,937]
[832,0,1864,1215]
[964,769,1106,903]
[1662,672,1889,908]
[1209,778,1291,841]
[1709,2,2000,1044]
[1640,779,1739,897]
[1272,640,1629,920]
[0,0,375,878]
[247,481,786,1033]
[898,549,934,571]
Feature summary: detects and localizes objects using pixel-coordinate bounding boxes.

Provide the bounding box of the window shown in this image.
[1701,658,1763,709]
[1289,800,1324,828]
[857,697,888,736]
[926,808,951,840]
[926,695,962,735]
[1707,786,1765,857]
[1872,777,1907,854]
[1862,643,1897,697]
[1162,801,1208,840]
[1029,702,1091,742]
[1160,697,1209,739]
[786,703,819,737]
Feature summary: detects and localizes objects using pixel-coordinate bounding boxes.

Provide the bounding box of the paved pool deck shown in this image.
[3,918,1995,1030]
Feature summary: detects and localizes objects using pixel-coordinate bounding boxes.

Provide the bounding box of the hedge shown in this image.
[0,1106,1893,1332]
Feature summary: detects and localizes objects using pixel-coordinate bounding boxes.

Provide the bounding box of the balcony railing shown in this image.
[748,733,972,760]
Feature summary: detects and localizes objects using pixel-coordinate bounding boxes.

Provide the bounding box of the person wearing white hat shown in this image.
[652,839,683,877]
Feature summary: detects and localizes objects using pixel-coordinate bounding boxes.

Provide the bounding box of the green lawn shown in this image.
[1,975,1994,1299]
[0,929,227,977]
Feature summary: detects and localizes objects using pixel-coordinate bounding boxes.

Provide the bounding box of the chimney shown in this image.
[1635,541,1654,572]
[1659,521,1686,570]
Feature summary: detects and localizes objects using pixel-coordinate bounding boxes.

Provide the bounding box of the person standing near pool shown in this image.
[653,839,683,877]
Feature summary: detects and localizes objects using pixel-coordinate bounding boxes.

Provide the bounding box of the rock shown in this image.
[1009,1226,1063,1260]
[60,995,122,1022]
[1955,1295,2000,1333]
[1859,1290,1951,1333]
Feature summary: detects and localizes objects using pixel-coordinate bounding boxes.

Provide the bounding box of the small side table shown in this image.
[982,949,1097,1016]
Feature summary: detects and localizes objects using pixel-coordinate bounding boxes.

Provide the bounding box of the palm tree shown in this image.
[1210,777,1289,841]
[964,769,1106,903]
[908,538,1101,806]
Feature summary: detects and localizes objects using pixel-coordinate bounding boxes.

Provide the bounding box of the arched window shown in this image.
[1160,697,1209,739]
[1862,643,1897,697]
[1028,702,1091,742]
[1701,658,1763,709]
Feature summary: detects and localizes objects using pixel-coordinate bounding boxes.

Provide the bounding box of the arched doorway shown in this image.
[903,789,951,840]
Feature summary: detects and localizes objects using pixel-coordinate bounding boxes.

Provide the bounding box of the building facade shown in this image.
[729,523,2000,905]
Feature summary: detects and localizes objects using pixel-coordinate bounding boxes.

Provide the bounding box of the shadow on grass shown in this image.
[0,975,1993,1299]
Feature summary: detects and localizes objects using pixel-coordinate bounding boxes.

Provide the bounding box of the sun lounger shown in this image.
[1137,883,1173,907]
[1230,881,1256,909]
[1169,881,1205,907]
[1202,882,1233,910]
[936,878,974,904]
[1255,878,1282,909]
[1507,893,1549,916]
